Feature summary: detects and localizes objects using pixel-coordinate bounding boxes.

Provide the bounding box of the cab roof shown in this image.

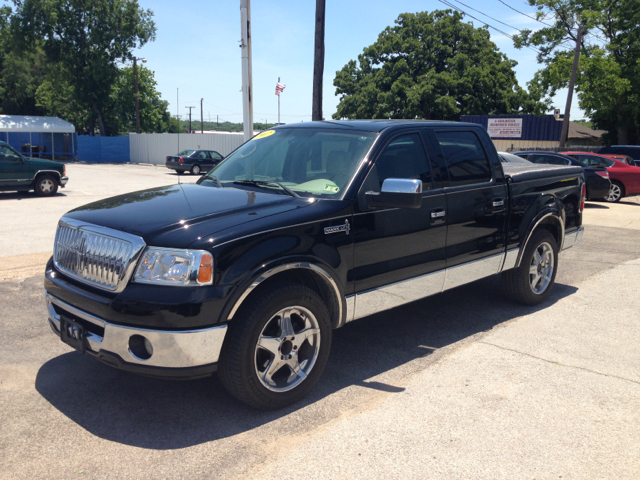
[274,119,476,133]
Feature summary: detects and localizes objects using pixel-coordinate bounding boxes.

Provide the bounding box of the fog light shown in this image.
[129,334,153,360]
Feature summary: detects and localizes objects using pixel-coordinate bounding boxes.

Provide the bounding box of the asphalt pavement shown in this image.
[0,164,639,479]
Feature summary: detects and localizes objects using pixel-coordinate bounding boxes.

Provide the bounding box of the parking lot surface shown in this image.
[1,164,639,479]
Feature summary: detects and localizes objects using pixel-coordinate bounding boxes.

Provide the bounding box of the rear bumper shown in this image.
[165,162,183,171]
[46,293,227,379]
[561,226,584,251]
[586,176,610,199]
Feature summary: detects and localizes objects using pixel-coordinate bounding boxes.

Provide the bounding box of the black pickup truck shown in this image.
[45,121,585,409]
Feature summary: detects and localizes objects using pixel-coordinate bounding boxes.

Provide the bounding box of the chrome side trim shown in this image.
[516,212,565,267]
[47,294,227,368]
[443,252,504,291]
[501,247,520,271]
[0,178,31,183]
[351,270,446,321]
[227,262,343,327]
[561,227,584,251]
[345,294,355,323]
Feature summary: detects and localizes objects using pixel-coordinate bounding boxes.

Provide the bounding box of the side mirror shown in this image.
[365,178,423,209]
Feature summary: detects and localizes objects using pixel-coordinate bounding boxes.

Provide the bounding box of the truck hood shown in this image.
[26,158,65,171]
[64,183,312,248]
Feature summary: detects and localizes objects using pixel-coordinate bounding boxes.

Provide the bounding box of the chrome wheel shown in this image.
[607,183,622,202]
[40,178,55,193]
[191,165,201,175]
[254,306,321,392]
[529,242,554,294]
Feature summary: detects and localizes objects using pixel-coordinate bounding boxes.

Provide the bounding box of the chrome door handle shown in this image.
[431,211,446,218]
[493,200,505,207]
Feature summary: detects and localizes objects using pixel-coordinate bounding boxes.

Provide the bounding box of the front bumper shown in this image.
[60,176,69,186]
[47,293,228,379]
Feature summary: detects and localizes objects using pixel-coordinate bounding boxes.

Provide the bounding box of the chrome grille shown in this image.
[53,218,146,292]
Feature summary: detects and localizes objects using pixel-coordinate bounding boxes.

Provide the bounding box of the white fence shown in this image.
[129,132,246,165]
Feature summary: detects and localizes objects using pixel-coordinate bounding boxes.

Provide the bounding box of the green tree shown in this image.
[332,10,544,121]
[12,0,156,136]
[514,0,640,144]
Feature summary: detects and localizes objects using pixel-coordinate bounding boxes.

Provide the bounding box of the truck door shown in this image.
[0,145,30,188]
[352,131,448,297]
[430,128,508,274]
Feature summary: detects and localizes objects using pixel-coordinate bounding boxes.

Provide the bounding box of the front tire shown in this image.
[502,230,558,305]
[34,174,58,197]
[218,282,332,410]
[190,164,201,175]
[607,181,624,203]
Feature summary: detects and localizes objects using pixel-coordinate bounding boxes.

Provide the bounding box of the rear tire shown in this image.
[502,230,558,305]
[607,181,624,203]
[218,282,332,410]
[34,174,58,197]
[190,164,201,175]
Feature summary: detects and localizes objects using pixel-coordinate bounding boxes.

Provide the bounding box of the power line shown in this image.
[496,0,553,28]
[449,0,524,33]
[437,0,542,54]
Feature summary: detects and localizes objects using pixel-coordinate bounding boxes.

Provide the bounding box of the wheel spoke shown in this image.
[286,359,309,384]
[279,310,296,338]
[256,335,281,356]
[530,273,540,288]
[262,357,283,387]
[534,250,542,265]
[529,265,538,275]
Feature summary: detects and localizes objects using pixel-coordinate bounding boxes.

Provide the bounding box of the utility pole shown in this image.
[133,57,147,133]
[217,115,219,131]
[312,0,326,122]
[185,106,195,133]
[200,98,204,134]
[240,0,254,141]
[559,25,583,149]
[278,76,281,124]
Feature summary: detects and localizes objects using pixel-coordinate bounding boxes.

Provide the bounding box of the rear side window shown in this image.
[210,151,222,160]
[435,131,492,187]
[529,154,570,166]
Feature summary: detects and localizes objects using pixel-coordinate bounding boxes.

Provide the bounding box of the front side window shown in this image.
[435,131,492,186]
[200,128,377,198]
[0,145,22,162]
[368,133,432,192]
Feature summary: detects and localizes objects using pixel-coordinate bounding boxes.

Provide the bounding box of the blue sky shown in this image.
[135,1,585,123]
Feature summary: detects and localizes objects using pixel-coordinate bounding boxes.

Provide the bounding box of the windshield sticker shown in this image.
[324,183,340,193]
[253,130,275,140]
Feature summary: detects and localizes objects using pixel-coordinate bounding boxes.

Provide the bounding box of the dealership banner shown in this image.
[487,118,523,138]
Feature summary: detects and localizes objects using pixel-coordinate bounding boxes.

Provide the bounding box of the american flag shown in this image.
[275,82,286,96]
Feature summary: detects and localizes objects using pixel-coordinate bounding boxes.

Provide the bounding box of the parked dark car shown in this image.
[598,146,640,167]
[0,141,68,196]
[166,149,224,175]
[513,150,610,200]
[45,121,585,409]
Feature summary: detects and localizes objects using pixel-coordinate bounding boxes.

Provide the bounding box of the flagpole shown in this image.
[278,77,280,124]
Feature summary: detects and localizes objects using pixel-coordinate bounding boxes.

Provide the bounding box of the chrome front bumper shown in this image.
[60,176,69,186]
[561,226,585,251]
[46,293,227,370]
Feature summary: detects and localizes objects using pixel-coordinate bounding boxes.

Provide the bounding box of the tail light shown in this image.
[580,182,586,212]
[179,157,184,164]
[595,171,609,179]
[166,156,169,162]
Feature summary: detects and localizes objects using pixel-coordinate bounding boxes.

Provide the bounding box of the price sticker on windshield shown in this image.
[254,130,275,140]
[324,183,340,193]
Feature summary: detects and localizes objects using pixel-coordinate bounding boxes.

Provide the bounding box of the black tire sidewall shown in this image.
[219,283,332,409]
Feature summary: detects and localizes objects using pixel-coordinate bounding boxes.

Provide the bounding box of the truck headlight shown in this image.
[133,248,213,286]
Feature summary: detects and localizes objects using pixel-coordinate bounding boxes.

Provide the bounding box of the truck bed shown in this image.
[502,163,583,182]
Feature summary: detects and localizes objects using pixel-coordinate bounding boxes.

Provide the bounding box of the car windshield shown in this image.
[199,128,377,198]
[178,150,196,156]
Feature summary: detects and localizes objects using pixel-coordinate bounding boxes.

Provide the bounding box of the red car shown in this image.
[564,151,640,202]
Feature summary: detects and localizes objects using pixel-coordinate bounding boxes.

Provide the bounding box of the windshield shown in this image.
[178,150,196,156]
[199,128,377,198]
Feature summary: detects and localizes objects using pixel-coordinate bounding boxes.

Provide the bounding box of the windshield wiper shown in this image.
[233,180,300,198]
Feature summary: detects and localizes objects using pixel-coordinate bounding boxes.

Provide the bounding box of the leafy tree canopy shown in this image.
[333,9,545,121]
[514,0,640,144]
[12,0,156,135]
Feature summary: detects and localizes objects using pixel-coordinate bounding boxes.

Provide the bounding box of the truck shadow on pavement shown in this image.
[35,277,578,450]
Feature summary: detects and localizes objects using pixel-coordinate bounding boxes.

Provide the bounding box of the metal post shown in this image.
[200,98,204,133]
[278,76,281,124]
[134,57,140,134]
[185,106,195,132]
[51,133,55,161]
[559,25,583,149]
[240,0,254,141]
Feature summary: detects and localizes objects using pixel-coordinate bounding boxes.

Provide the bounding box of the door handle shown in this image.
[431,208,446,220]
[493,199,504,208]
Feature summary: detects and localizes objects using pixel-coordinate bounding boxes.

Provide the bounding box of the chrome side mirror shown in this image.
[365,178,423,209]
